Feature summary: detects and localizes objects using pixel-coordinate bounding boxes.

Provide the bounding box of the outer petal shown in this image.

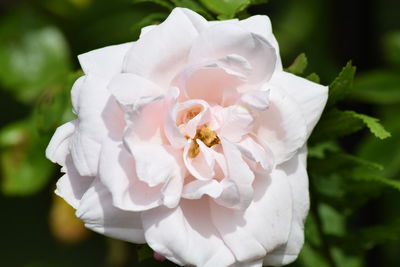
[55,155,94,209]
[141,198,236,267]
[238,15,282,71]
[210,166,293,264]
[215,138,255,210]
[98,140,163,211]
[46,120,76,166]
[188,23,277,86]
[76,179,146,244]
[269,71,328,137]
[78,42,132,81]
[70,75,125,176]
[254,87,307,165]
[123,8,200,88]
[263,146,309,266]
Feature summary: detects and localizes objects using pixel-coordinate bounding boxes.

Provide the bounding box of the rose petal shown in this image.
[238,15,282,71]
[254,87,308,164]
[55,155,94,209]
[141,198,236,267]
[98,140,163,211]
[76,179,146,244]
[182,179,223,199]
[210,165,293,263]
[188,23,277,86]
[108,73,164,106]
[236,137,273,171]
[183,140,215,181]
[217,105,254,143]
[263,146,309,266]
[240,89,270,111]
[46,120,76,166]
[78,42,132,81]
[123,8,200,88]
[269,71,328,137]
[215,138,254,210]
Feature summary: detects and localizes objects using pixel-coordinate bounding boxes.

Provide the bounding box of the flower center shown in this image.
[188,126,220,158]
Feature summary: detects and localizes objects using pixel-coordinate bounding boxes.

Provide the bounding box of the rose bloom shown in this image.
[46,8,327,267]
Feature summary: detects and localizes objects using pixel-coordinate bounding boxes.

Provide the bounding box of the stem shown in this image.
[309,176,337,267]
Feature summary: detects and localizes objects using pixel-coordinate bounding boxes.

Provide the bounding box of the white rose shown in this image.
[46,8,327,267]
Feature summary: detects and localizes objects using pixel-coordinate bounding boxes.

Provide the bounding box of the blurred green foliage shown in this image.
[0,0,399,266]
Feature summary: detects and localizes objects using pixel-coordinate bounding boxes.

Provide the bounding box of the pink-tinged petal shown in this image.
[141,198,236,267]
[76,179,146,244]
[183,65,244,106]
[263,146,309,266]
[98,140,163,211]
[70,75,125,176]
[71,76,85,115]
[183,140,215,181]
[176,99,211,138]
[217,105,254,143]
[238,15,282,71]
[182,179,223,199]
[55,155,94,209]
[236,137,273,171]
[123,8,200,88]
[210,166,293,263]
[188,23,277,86]
[240,89,270,111]
[46,120,76,166]
[215,138,254,210]
[78,42,132,80]
[108,73,164,106]
[270,71,328,137]
[129,145,182,187]
[160,147,185,208]
[254,87,307,165]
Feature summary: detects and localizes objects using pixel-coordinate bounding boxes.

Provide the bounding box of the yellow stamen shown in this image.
[188,126,220,158]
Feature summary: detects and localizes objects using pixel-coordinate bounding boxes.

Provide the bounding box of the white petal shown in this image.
[254,87,307,164]
[188,23,277,86]
[123,8,200,88]
[263,146,309,266]
[270,71,328,137]
[240,89,270,111]
[129,144,182,187]
[141,198,236,267]
[237,137,273,171]
[46,120,76,166]
[182,179,223,199]
[238,15,282,71]
[218,105,254,143]
[108,73,164,105]
[55,154,94,209]
[215,138,254,210]
[78,42,132,81]
[98,140,163,211]
[76,179,146,244]
[210,166,293,263]
[183,140,215,181]
[70,75,125,176]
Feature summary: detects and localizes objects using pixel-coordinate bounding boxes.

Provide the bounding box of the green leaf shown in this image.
[0,9,71,103]
[351,170,400,191]
[351,70,400,104]
[0,122,54,196]
[347,111,391,139]
[327,61,356,107]
[199,0,251,19]
[132,0,174,10]
[383,31,400,67]
[306,72,321,83]
[310,109,365,142]
[308,141,339,159]
[169,0,213,19]
[285,53,308,75]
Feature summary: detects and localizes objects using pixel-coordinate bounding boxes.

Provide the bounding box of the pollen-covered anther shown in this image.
[188,126,220,158]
